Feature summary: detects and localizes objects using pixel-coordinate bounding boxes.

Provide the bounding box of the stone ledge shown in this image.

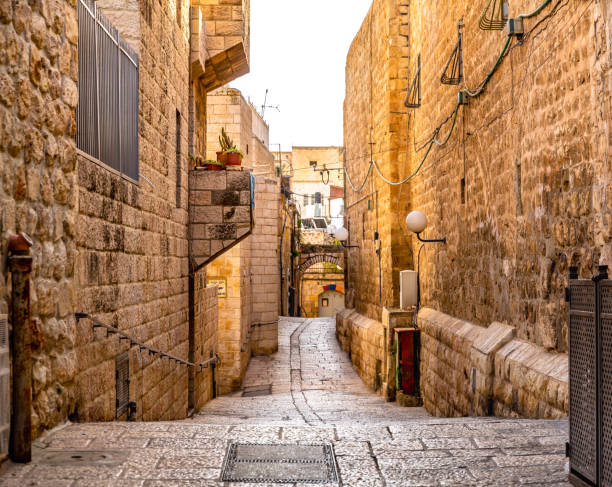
[417,307,568,419]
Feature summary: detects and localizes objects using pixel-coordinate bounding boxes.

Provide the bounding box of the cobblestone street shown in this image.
[0,318,570,486]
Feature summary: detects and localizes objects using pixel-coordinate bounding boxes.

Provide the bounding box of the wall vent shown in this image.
[0,314,7,349]
[115,352,129,418]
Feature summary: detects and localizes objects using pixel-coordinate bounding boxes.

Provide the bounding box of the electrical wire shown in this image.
[344,0,555,194]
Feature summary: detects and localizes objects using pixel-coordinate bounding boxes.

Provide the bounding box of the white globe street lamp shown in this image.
[405,210,446,244]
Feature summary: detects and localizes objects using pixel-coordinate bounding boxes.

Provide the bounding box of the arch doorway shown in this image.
[297,260,344,317]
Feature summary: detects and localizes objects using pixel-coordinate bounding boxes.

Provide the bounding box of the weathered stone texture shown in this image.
[191,279,218,409]
[418,308,567,418]
[0,0,79,441]
[72,0,194,424]
[409,0,611,353]
[189,169,252,270]
[344,0,412,322]
[206,175,279,392]
[344,0,610,417]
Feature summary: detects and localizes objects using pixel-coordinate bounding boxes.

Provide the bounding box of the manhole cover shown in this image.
[39,450,125,466]
[242,384,272,397]
[221,443,339,483]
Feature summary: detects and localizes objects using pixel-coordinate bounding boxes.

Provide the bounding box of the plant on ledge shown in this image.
[218,128,244,167]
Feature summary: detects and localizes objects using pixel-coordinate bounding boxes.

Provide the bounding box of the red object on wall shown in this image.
[395,328,420,395]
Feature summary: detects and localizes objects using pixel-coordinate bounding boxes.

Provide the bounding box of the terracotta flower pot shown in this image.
[226,152,243,166]
[216,151,229,164]
[206,163,223,171]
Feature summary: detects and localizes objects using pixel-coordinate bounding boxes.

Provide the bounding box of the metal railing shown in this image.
[76,0,139,181]
[75,313,219,373]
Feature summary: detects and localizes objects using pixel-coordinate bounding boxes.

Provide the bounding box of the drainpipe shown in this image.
[8,232,33,463]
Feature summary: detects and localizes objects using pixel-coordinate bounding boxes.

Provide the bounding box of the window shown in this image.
[303,195,308,206]
[314,204,321,217]
[314,192,322,204]
[76,0,139,181]
[322,298,329,307]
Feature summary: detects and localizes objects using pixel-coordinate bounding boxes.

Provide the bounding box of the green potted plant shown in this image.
[218,128,243,167]
[205,159,224,171]
[226,148,244,166]
[217,128,231,165]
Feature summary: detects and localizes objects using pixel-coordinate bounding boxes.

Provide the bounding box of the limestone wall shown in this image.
[344,0,412,321]
[408,0,611,353]
[418,308,567,418]
[73,0,193,424]
[191,280,218,409]
[251,177,280,327]
[300,274,343,318]
[0,0,79,438]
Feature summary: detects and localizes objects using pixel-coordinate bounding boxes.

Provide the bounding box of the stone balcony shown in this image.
[191,0,250,91]
[189,169,253,272]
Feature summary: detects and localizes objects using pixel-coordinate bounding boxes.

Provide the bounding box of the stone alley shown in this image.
[1,0,611,485]
[0,318,569,486]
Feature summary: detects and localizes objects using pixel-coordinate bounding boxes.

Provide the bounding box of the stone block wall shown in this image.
[407,0,611,353]
[251,177,280,326]
[206,87,252,164]
[188,169,253,270]
[336,309,385,392]
[418,308,567,418]
[197,0,250,91]
[337,307,413,400]
[344,0,412,322]
[73,0,193,424]
[301,274,343,318]
[191,280,218,410]
[0,0,79,439]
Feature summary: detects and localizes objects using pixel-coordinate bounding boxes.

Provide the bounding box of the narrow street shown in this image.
[1,318,569,486]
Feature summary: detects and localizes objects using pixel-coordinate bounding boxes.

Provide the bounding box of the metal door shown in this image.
[569,278,598,485]
[600,280,612,486]
[395,328,420,396]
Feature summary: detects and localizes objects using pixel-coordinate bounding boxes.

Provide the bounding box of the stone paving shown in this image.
[0,317,570,486]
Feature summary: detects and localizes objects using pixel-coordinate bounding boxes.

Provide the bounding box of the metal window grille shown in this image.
[77,0,139,181]
[0,314,9,457]
[115,352,129,418]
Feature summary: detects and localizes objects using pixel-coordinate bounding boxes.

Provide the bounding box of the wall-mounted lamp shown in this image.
[405,211,446,244]
[330,225,359,248]
[404,211,446,326]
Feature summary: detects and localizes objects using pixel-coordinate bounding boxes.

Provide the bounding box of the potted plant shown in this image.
[218,128,243,167]
[205,159,224,171]
[217,128,231,165]
[226,148,244,166]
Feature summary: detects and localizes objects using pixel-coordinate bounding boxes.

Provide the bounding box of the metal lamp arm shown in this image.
[416,232,446,244]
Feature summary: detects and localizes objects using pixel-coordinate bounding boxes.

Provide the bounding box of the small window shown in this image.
[314,192,322,204]
[303,195,308,206]
[322,298,329,307]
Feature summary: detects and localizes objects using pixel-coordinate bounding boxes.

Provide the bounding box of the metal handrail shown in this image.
[75,313,219,372]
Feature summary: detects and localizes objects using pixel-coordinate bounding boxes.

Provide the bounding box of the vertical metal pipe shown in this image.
[8,233,33,463]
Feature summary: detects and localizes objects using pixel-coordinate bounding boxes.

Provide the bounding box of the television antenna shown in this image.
[261,89,280,117]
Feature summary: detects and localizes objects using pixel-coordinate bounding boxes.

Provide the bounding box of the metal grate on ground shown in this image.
[220,443,339,484]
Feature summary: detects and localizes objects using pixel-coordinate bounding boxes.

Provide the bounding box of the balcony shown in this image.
[189,169,253,272]
[191,0,250,91]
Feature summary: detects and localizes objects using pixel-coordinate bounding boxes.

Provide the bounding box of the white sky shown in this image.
[230,0,373,152]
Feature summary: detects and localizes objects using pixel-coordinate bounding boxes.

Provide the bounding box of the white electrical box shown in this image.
[400,270,418,309]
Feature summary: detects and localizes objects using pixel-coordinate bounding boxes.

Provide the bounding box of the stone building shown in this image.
[341,0,611,418]
[0,0,252,457]
[205,88,280,394]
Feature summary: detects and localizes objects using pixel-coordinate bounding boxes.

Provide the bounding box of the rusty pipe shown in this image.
[8,232,33,463]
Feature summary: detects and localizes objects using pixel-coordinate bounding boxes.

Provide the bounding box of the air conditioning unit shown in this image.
[400,270,418,309]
